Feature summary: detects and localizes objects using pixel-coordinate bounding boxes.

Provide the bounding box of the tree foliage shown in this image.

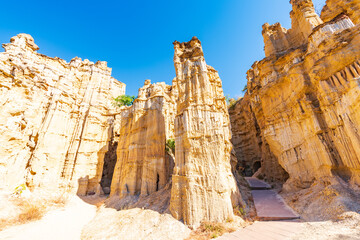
[225,94,237,109]
[165,138,175,154]
[242,84,248,93]
[113,95,136,107]
[225,94,231,105]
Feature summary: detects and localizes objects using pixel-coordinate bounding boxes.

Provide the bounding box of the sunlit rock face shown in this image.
[229,94,289,183]
[321,0,360,25]
[169,37,238,227]
[231,0,360,190]
[0,34,125,193]
[110,80,177,198]
[262,0,323,57]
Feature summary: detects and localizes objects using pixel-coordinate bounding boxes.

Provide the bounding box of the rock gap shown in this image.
[100,140,118,195]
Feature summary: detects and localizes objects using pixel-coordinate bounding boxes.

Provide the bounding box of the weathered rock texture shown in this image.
[0,34,125,193]
[321,0,360,25]
[0,33,245,229]
[262,0,323,57]
[229,94,289,182]
[110,79,177,198]
[231,0,360,190]
[169,37,238,226]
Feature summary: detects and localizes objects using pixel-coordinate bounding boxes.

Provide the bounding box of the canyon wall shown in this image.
[0,34,125,193]
[321,0,360,24]
[229,94,289,182]
[231,0,360,189]
[169,37,238,227]
[110,79,177,197]
[0,34,243,227]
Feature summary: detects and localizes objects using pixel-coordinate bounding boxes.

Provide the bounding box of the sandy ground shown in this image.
[281,178,360,240]
[81,207,191,240]
[0,191,20,221]
[0,195,97,240]
[0,192,191,240]
[282,178,360,221]
[0,180,359,240]
[292,212,360,240]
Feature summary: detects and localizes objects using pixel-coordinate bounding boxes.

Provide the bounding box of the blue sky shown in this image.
[0,0,326,98]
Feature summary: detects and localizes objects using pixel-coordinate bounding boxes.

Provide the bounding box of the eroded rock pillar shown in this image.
[170,37,236,227]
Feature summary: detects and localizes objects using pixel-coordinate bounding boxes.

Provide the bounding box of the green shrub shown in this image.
[200,222,226,238]
[228,98,237,109]
[242,84,248,92]
[165,139,175,154]
[233,205,246,217]
[225,94,231,105]
[14,184,27,196]
[113,95,136,107]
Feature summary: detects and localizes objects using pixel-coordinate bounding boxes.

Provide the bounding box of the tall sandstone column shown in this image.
[170,37,236,227]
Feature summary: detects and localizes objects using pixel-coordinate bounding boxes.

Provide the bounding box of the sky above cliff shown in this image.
[0,0,326,98]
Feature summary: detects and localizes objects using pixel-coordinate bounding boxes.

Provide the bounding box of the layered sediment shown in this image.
[229,94,289,182]
[110,79,177,198]
[0,34,125,193]
[230,0,360,189]
[4,0,360,229]
[169,37,238,226]
[321,0,360,25]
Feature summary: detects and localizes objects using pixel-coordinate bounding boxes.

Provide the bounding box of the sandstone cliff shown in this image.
[0,34,125,194]
[230,0,360,190]
[106,38,245,227]
[169,37,239,227]
[0,33,247,230]
[110,79,177,198]
[229,94,289,182]
[321,0,360,25]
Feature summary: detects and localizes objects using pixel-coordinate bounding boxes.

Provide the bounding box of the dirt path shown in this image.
[219,220,303,240]
[245,177,299,221]
[0,196,97,240]
[218,178,302,239]
[219,178,360,240]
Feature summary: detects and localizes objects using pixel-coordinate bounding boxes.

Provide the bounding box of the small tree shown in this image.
[228,98,237,109]
[242,84,248,93]
[225,94,231,105]
[113,95,136,107]
[165,139,175,154]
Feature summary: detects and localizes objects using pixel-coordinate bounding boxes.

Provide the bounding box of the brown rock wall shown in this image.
[229,95,289,182]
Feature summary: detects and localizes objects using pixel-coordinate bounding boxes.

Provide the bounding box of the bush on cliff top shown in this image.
[113,95,136,107]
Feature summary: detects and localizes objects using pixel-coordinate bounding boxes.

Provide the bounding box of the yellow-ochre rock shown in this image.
[4,0,360,228]
[0,33,244,228]
[230,0,360,190]
[110,79,177,198]
[321,0,360,25]
[0,34,126,193]
[169,37,239,227]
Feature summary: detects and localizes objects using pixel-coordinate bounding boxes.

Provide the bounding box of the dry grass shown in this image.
[0,193,69,231]
[49,194,68,206]
[186,222,237,239]
[233,205,246,218]
[16,199,46,224]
